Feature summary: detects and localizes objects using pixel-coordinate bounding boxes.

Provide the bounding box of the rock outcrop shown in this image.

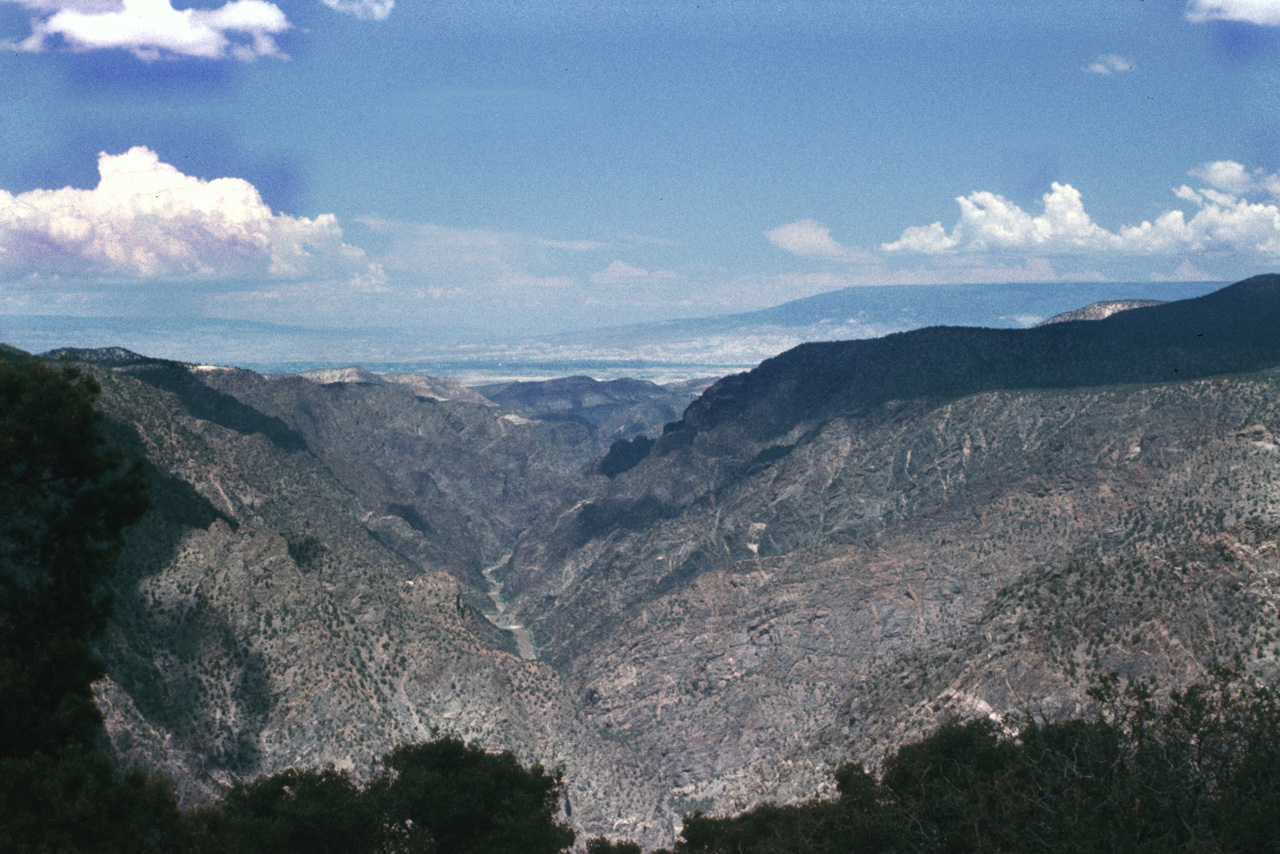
[17,274,1280,848]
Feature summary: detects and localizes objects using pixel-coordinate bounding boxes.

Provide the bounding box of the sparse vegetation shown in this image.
[653,670,1280,854]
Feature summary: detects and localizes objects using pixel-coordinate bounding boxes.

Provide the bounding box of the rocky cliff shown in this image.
[20,274,1280,848]
[501,274,1280,823]
[69,357,670,842]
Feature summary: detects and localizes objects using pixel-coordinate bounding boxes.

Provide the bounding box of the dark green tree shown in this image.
[0,751,183,854]
[372,737,575,854]
[586,836,643,854]
[669,670,1280,854]
[186,767,380,854]
[0,357,183,852]
[0,359,150,759]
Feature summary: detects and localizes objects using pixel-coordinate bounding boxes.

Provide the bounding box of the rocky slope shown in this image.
[501,274,1280,823]
[132,362,601,591]
[17,275,1280,848]
[294,365,492,405]
[1034,298,1164,325]
[40,356,667,842]
[476,375,714,445]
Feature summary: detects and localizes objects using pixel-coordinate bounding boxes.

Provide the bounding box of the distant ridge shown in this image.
[294,365,491,404]
[669,273,1280,444]
[1,280,1221,381]
[40,346,179,368]
[1035,299,1165,326]
[297,365,388,385]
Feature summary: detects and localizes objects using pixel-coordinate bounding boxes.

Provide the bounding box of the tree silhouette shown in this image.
[0,357,182,853]
[373,738,575,854]
[0,358,150,758]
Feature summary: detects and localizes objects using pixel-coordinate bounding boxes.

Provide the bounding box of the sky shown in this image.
[2,0,1280,339]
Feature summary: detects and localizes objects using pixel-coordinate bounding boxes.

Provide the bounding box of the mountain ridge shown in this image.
[670,273,1280,445]
[5,274,1280,848]
[498,274,1280,833]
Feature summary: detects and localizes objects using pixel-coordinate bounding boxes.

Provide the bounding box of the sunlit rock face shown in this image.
[58,275,1280,847]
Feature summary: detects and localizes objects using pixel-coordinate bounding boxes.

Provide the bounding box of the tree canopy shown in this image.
[186,737,575,854]
[668,671,1280,854]
[0,358,150,758]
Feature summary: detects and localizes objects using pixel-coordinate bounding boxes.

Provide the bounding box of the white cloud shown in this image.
[595,260,648,280]
[1085,54,1135,75]
[1150,260,1216,281]
[1186,0,1280,26]
[319,0,392,20]
[0,146,376,282]
[765,219,870,262]
[1189,160,1280,197]
[360,218,586,299]
[9,0,290,60]
[884,165,1280,258]
[541,238,607,252]
[590,259,680,285]
[883,183,1117,254]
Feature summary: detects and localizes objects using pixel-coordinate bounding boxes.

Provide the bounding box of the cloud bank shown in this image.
[319,0,392,21]
[1085,54,1135,75]
[879,163,1280,257]
[7,0,291,60]
[0,146,377,283]
[1186,0,1280,26]
[765,219,869,262]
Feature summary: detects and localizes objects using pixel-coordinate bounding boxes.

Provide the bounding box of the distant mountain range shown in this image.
[0,280,1220,382]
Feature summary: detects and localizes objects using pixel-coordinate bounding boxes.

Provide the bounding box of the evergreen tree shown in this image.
[372,738,575,854]
[0,358,180,853]
[0,359,150,758]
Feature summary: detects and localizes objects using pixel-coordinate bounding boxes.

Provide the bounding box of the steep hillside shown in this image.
[12,275,1280,848]
[294,365,492,405]
[1034,298,1164,325]
[39,357,669,843]
[502,275,1280,822]
[140,364,600,590]
[476,375,713,444]
[659,274,1280,448]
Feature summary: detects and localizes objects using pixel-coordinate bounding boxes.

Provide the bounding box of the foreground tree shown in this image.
[0,357,180,853]
[672,670,1280,853]
[185,767,380,854]
[373,738,575,854]
[0,358,150,758]
[186,737,575,854]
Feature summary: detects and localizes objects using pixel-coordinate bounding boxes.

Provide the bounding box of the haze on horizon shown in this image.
[2,0,1280,341]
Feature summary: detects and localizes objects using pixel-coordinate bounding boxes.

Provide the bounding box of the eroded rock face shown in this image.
[1034,299,1165,325]
[498,275,1280,825]
[63,275,1280,848]
[476,375,712,446]
[506,371,1280,821]
[88,364,668,843]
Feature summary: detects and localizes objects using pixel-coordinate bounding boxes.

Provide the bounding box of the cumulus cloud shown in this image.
[1151,260,1215,281]
[595,260,648,280]
[359,218,583,295]
[0,146,377,282]
[765,219,870,263]
[542,238,608,252]
[883,163,1280,258]
[883,183,1116,254]
[590,259,680,285]
[7,0,290,60]
[1189,160,1280,197]
[1085,54,1135,74]
[1186,0,1280,26]
[319,0,392,20]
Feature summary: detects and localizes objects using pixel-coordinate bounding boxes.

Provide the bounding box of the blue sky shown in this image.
[2,0,1280,337]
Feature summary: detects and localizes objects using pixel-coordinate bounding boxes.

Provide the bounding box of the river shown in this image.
[482,555,537,661]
